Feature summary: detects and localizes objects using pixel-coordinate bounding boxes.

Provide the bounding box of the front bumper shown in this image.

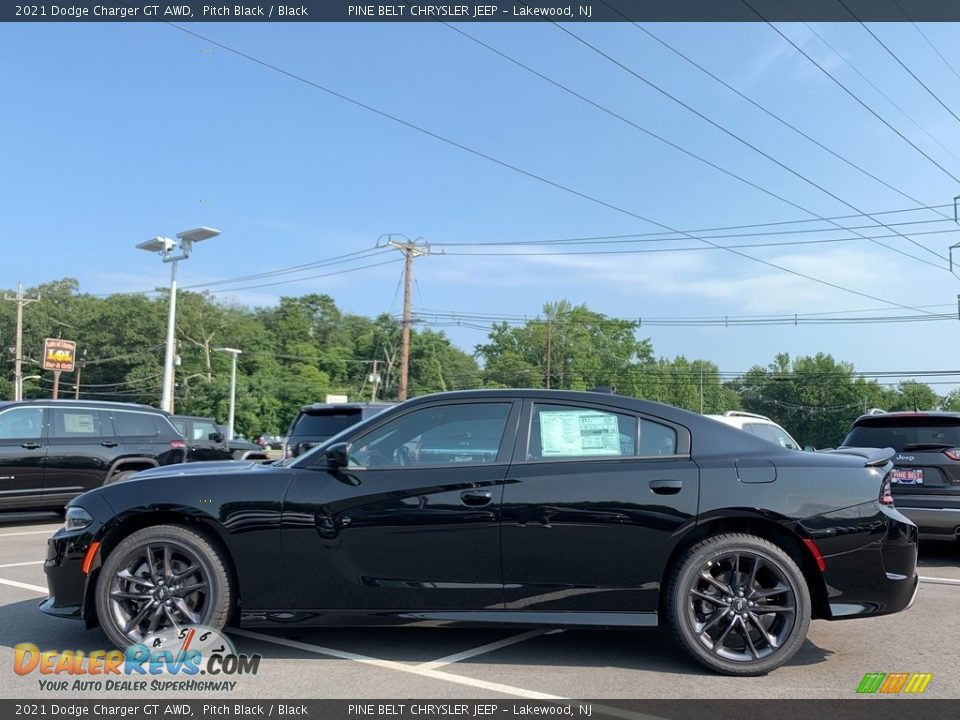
[41,527,97,623]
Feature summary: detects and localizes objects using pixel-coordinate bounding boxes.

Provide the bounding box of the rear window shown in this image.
[292,409,363,438]
[843,417,960,451]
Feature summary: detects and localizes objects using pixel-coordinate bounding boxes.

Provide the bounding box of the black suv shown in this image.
[0,399,186,512]
[283,402,395,459]
[170,415,270,463]
[841,411,960,541]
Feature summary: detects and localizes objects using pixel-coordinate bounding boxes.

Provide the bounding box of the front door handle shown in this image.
[21,442,42,450]
[101,441,119,448]
[460,490,493,507]
[649,479,682,495]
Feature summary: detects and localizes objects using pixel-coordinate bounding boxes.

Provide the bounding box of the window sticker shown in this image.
[64,413,96,434]
[540,410,621,456]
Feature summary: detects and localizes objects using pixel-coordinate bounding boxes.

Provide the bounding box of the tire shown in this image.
[666,533,811,676]
[95,524,233,648]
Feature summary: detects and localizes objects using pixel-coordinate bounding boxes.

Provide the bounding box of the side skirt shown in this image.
[239,609,659,629]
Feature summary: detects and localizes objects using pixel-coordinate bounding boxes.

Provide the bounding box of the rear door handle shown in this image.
[101,441,119,448]
[649,479,682,495]
[21,442,42,450]
[460,490,493,507]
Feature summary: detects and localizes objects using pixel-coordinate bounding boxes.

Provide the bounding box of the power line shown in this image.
[161,22,938,316]
[626,17,956,234]
[546,20,951,270]
[894,0,960,88]
[744,0,960,185]
[838,0,960,130]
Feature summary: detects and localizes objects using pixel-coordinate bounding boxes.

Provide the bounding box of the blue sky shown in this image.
[3,21,960,389]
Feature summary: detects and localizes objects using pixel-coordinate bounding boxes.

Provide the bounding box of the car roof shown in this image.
[298,402,396,412]
[0,399,168,413]
[852,410,960,424]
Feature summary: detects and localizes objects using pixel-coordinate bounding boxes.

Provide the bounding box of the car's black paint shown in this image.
[42,390,917,661]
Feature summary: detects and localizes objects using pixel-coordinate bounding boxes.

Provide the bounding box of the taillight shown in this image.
[880,472,894,506]
[170,439,185,449]
[943,448,960,461]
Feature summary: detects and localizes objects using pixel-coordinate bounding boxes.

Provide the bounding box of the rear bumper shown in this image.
[808,504,919,620]
[896,502,960,538]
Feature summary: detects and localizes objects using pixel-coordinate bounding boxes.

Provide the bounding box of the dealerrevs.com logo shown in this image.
[856,672,933,695]
[14,626,260,692]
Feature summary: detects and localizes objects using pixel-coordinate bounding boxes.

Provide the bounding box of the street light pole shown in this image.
[216,347,242,441]
[161,258,179,413]
[137,227,221,413]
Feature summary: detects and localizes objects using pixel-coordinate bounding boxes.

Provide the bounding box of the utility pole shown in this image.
[545,317,552,389]
[4,281,39,401]
[369,359,381,402]
[381,235,429,401]
[699,365,704,414]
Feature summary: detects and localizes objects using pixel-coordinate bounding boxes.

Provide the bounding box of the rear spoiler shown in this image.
[817,446,895,467]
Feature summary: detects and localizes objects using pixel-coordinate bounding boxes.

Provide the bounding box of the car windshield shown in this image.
[843,417,960,452]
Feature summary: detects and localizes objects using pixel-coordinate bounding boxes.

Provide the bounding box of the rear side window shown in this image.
[51,408,101,438]
[114,411,164,438]
[528,404,638,459]
[844,418,960,451]
[292,409,362,438]
[745,422,799,450]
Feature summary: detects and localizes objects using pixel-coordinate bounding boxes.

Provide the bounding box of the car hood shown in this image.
[120,460,265,481]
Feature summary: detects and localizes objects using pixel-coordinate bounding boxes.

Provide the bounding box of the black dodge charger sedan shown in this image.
[41,390,918,675]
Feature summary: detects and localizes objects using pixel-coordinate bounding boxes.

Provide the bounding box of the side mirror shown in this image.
[325,441,351,468]
[210,432,225,443]
[803,445,817,452]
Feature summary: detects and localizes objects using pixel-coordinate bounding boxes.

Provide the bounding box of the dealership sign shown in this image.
[42,338,77,372]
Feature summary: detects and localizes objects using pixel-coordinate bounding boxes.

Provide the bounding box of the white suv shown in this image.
[706,411,801,450]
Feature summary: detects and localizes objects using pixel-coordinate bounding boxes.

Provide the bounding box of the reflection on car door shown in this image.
[501,400,699,614]
[0,406,47,509]
[281,400,519,612]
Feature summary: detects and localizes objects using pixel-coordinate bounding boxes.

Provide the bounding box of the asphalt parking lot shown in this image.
[1,512,958,701]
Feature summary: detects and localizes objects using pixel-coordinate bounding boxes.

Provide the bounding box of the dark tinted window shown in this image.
[52,409,101,439]
[171,418,187,436]
[292,409,363,438]
[843,417,960,451]
[114,411,164,438]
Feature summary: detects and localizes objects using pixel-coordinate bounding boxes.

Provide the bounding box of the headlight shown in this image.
[64,506,94,532]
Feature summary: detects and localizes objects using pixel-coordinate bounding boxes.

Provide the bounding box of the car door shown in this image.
[187,418,225,462]
[281,399,519,611]
[0,405,47,509]
[43,408,121,505]
[500,399,698,615]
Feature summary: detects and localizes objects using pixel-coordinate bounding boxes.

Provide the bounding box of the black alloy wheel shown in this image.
[668,533,811,675]
[95,525,233,648]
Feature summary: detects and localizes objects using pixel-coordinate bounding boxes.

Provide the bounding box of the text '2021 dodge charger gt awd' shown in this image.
[41,390,918,675]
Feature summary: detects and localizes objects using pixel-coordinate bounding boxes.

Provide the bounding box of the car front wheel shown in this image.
[667,533,811,675]
[95,524,233,648]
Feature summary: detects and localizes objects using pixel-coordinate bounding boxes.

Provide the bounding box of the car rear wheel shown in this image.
[667,533,811,675]
[95,524,233,648]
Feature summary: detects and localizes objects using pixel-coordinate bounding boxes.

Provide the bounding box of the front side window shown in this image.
[347,403,512,468]
[0,407,44,440]
[193,420,219,442]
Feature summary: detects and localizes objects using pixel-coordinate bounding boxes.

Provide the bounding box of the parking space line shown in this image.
[232,628,565,700]
[417,629,556,670]
[0,561,44,569]
[919,575,960,586]
[0,530,56,538]
[0,576,47,594]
